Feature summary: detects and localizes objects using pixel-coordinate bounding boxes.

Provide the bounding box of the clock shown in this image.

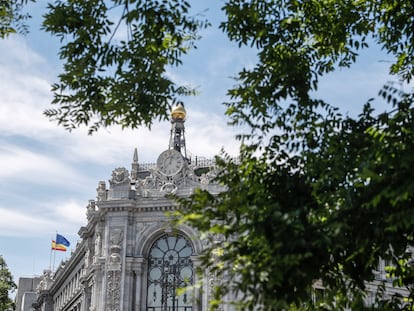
[157,149,185,176]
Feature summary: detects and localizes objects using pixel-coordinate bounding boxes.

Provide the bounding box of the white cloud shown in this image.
[59,124,171,165]
[0,36,239,170]
[50,200,87,227]
[0,198,86,238]
[0,34,243,243]
[185,109,240,156]
[0,208,50,236]
[0,37,46,70]
[0,207,76,237]
[0,39,57,137]
[0,142,84,186]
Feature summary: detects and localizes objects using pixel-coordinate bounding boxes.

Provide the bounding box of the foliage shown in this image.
[176,88,414,310]
[175,0,414,310]
[3,0,414,309]
[0,0,31,38]
[42,0,208,133]
[220,0,414,135]
[0,255,16,311]
[176,151,337,310]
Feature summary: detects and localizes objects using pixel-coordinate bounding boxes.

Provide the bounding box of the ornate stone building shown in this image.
[26,104,412,311]
[32,104,225,311]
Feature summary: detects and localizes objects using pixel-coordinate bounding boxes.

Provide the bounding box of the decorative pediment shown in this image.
[109,167,130,186]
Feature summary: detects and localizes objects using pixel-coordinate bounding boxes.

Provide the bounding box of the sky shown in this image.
[0,1,403,289]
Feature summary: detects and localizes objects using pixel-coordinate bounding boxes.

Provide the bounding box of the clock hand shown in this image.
[163,156,173,168]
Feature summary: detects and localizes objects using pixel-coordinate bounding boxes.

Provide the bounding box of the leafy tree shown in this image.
[41,0,209,133]
[0,0,31,38]
[0,255,16,311]
[174,0,414,310]
[3,0,414,310]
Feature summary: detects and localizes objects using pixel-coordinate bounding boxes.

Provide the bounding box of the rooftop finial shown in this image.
[171,103,186,120]
[169,104,187,160]
[131,148,139,182]
[133,148,138,163]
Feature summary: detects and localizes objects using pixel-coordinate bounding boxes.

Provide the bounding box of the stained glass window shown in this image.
[147,234,194,311]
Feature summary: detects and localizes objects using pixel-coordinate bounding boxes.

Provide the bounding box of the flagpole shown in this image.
[52,231,57,272]
[49,238,53,271]
[53,249,56,272]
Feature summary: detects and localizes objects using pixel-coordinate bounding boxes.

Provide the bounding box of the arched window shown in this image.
[147,234,194,311]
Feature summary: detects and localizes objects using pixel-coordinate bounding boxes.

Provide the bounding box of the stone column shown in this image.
[92,258,105,311]
[133,258,146,311]
[43,293,54,311]
[124,257,135,310]
[191,256,203,311]
[81,280,92,311]
[105,228,124,311]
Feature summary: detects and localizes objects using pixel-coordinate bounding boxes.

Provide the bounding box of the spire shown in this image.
[131,148,139,182]
[133,148,138,163]
[169,104,187,160]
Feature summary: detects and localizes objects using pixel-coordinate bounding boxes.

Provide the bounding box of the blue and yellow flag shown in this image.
[52,233,70,251]
[56,234,70,247]
[51,240,67,251]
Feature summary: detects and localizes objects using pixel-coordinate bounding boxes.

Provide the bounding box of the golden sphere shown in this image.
[171,104,186,120]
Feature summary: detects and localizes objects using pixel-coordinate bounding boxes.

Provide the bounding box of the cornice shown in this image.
[50,240,86,293]
[96,197,182,214]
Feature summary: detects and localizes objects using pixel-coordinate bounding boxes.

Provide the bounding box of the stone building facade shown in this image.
[15,277,41,311]
[32,104,225,311]
[24,104,412,310]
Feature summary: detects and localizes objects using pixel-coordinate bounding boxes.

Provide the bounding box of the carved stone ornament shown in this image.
[36,269,53,293]
[106,270,121,311]
[108,229,123,271]
[208,269,224,311]
[160,182,177,194]
[200,166,219,185]
[136,222,151,237]
[93,233,101,260]
[208,241,225,311]
[96,181,107,201]
[135,164,202,197]
[86,200,96,219]
[110,229,124,247]
[109,167,130,186]
[85,246,90,268]
[106,229,124,311]
[133,222,153,255]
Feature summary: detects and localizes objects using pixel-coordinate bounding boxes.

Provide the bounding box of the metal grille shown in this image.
[147,234,194,311]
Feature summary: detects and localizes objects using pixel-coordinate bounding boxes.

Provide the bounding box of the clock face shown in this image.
[157,149,185,176]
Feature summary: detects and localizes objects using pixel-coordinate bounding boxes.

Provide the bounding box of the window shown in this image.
[147,234,194,311]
